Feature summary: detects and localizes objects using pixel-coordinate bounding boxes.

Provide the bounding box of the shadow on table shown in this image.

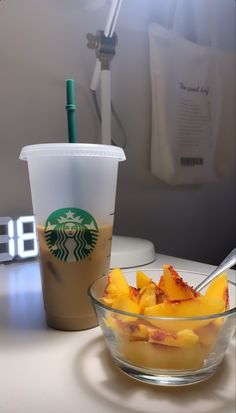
[0,291,64,349]
[73,336,235,413]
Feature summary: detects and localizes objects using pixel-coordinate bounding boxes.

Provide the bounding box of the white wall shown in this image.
[0,0,235,264]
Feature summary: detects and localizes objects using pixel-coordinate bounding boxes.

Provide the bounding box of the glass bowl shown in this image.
[88,269,236,386]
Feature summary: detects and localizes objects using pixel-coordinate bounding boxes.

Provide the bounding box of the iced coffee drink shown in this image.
[20,143,126,331]
[37,216,113,330]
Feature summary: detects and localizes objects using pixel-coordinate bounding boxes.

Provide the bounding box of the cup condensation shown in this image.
[20,143,125,330]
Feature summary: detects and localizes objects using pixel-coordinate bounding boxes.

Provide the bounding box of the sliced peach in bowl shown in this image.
[205,272,229,309]
[103,267,129,306]
[138,282,157,313]
[105,316,149,340]
[88,267,236,386]
[119,340,206,370]
[144,295,226,331]
[136,271,152,289]
[158,265,198,300]
[147,327,199,348]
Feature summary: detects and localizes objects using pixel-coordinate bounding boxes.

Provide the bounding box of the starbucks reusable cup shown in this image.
[20,143,125,330]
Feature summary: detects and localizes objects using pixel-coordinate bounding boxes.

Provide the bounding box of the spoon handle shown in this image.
[195,248,236,292]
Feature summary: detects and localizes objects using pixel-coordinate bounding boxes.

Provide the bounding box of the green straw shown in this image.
[65,79,77,143]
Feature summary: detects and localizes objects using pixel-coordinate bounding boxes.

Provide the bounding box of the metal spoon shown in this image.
[195,248,236,292]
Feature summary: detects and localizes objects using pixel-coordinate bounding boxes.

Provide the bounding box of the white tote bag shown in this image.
[149,13,235,185]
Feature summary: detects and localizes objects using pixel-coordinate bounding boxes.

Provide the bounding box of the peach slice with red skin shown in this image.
[147,327,199,348]
[103,268,129,306]
[204,272,229,310]
[105,316,149,341]
[144,295,226,331]
[158,265,199,301]
[195,322,221,350]
[119,340,205,370]
[203,273,228,334]
[138,282,157,313]
[129,286,140,303]
[136,271,152,289]
[110,295,140,322]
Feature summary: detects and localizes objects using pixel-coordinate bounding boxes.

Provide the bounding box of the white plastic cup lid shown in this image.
[20,143,126,161]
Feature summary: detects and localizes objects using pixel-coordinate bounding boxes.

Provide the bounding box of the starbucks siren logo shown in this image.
[44,208,98,262]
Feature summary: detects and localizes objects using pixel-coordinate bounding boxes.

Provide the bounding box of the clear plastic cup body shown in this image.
[20,143,125,331]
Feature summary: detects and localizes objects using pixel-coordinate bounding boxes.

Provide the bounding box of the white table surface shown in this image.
[0,255,235,413]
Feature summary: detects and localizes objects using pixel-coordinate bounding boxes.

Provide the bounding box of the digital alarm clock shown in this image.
[0,216,38,262]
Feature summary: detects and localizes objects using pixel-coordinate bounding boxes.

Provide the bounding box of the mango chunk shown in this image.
[158,265,198,301]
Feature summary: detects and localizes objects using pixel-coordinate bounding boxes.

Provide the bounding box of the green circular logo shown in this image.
[44,208,98,262]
